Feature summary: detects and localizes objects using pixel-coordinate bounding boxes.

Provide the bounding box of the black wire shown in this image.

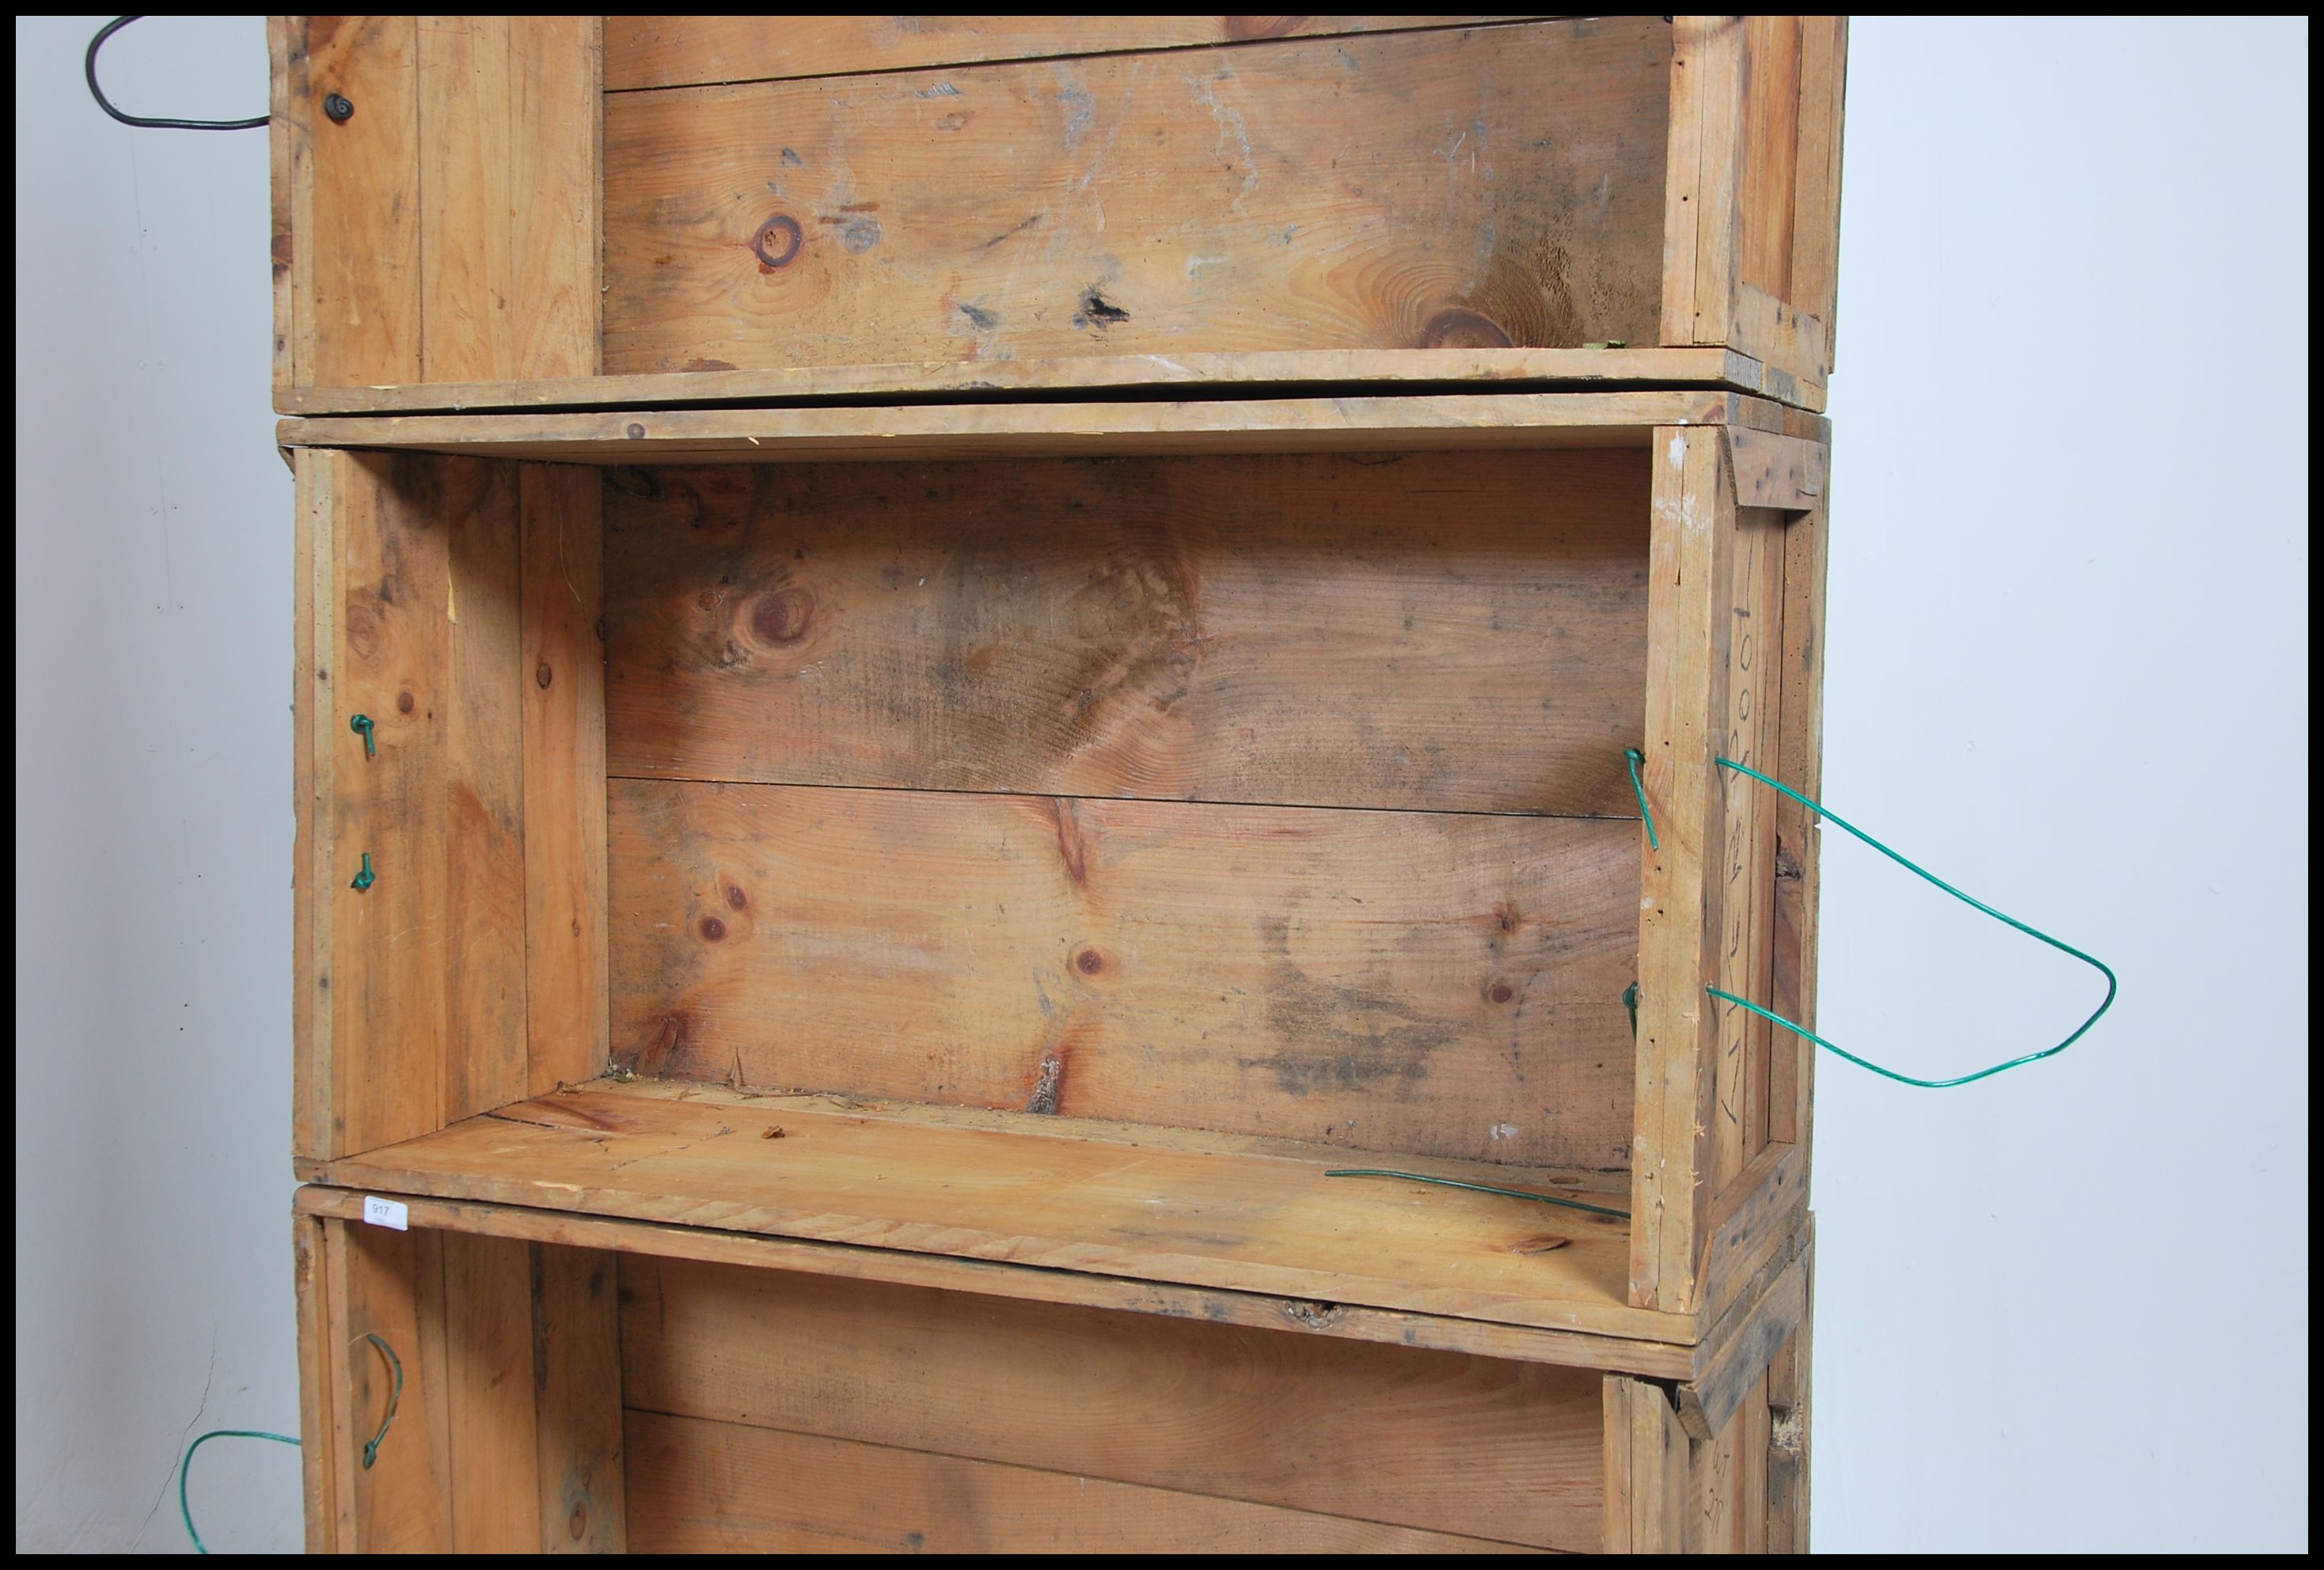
[85,15,268,131]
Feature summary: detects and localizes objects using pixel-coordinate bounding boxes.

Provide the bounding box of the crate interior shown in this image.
[306,430,1690,1337]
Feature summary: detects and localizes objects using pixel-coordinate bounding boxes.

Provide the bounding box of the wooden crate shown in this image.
[268,16,1847,414]
[294,1190,1811,1553]
[282,387,1828,1551]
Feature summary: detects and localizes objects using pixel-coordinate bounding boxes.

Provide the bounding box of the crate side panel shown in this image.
[603,450,1650,817]
[608,780,1638,1170]
[617,1253,1603,1547]
[602,19,1670,373]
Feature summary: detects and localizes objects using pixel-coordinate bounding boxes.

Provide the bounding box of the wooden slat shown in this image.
[1661,17,1746,349]
[328,454,453,1152]
[1604,1375,1688,1552]
[416,17,516,383]
[604,449,1649,817]
[1730,280,1830,396]
[1728,428,1828,512]
[620,1254,1603,1547]
[1677,1243,1807,1443]
[609,779,1637,1170]
[625,1411,1542,1553]
[332,1223,451,1552]
[291,453,328,1158]
[507,17,602,381]
[277,389,1745,465]
[531,1246,628,1553]
[1764,1234,1813,1553]
[268,17,301,395]
[1629,427,1735,1314]
[1790,18,1850,378]
[521,466,609,1096]
[1711,506,1785,1188]
[300,17,422,386]
[441,463,529,1120]
[295,1182,1698,1378]
[602,20,1670,374]
[307,1083,1680,1341]
[292,1212,340,1553]
[1702,1143,1808,1323]
[1770,480,1833,1158]
[1737,16,1803,301]
[439,1229,540,1551]
[1688,1366,1746,1552]
[275,344,1807,417]
[605,16,1528,90]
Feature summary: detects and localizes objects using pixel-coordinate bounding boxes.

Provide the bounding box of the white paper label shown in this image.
[363,1196,410,1231]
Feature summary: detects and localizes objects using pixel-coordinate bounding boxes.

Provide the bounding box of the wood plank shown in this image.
[605,16,1529,90]
[1629,426,1736,1314]
[416,17,515,383]
[1737,16,1803,301]
[1702,1143,1808,1324]
[1790,18,1850,378]
[268,16,301,395]
[329,453,452,1153]
[609,779,1638,1170]
[335,1222,451,1552]
[531,1246,628,1553]
[307,1082,1683,1341]
[1677,1243,1806,1443]
[275,344,1805,416]
[1688,1364,1746,1552]
[291,452,328,1159]
[624,1411,1544,1553]
[521,467,609,1096]
[507,17,602,381]
[1661,17,1745,349]
[1711,505,1785,1187]
[441,462,529,1121]
[438,1230,540,1551]
[1770,481,1832,1154]
[301,17,422,386]
[602,20,1671,374]
[276,388,1743,465]
[604,449,1649,817]
[1764,1232,1813,1553]
[1728,428,1828,512]
[1730,279,1830,396]
[292,1212,340,1553]
[620,1253,1603,1546]
[294,1184,1697,1378]
[1605,1375,1688,1551]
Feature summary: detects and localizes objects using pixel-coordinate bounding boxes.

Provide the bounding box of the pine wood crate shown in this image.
[268,16,1847,415]
[284,388,1828,1550]
[294,1190,1812,1553]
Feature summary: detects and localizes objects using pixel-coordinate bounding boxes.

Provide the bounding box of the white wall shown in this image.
[11,15,2307,1554]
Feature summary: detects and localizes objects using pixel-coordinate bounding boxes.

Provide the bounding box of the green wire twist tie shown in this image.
[350,712,376,757]
[351,852,375,893]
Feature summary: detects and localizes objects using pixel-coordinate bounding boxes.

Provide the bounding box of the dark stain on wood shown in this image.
[1072,288,1131,330]
[1026,1047,1070,1114]
[1247,914,1456,1096]
[750,213,803,269]
[748,587,815,647]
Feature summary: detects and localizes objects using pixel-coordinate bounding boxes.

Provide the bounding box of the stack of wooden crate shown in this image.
[273,16,1844,1553]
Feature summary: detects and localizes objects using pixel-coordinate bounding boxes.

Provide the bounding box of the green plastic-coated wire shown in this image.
[1326,1169,1631,1220]
[180,1430,299,1554]
[177,1333,402,1553]
[358,1330,402,1469]
[1705,755,2118,1088]
[1623,748,1659,849]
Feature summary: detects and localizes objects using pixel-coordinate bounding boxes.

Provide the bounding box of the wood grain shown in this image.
[1628,425,1736,1314]
[1790,18,1849,379]
[532,1245,628,1553]
[276,389,1748,467]
[297,17,423,386]
[609,779,1638,1169]
[306,1083,1676,1341]
[520,466,609,1096]
[295,1181,1696,1378]
[624,1411,1544,1553]
[602,19,1670,374]
[619,1253,1604,1546]
[275,343,1814,416]
[1603,1373,1688,1552]
[605,16,1525,90]
[1737,16,1803,303]
[439,1229,540,1551]
[604,450,1648,817]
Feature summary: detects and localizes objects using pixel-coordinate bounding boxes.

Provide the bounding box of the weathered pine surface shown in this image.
[619,1253,1604,1547]
[603,451,1650,814]
[602,18,1671,373]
